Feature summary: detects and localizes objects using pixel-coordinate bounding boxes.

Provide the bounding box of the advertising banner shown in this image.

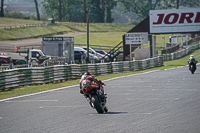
[150,8,200,33]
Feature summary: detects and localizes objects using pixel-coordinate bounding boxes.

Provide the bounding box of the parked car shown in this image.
[95,50,107,55]
[81,47,108,61]
[0,56,13,66]
[96,50,111,61]
[74,47,86,62]
[74,47,99,62]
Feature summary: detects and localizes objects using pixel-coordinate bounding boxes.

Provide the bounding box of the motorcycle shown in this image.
[188,59,198,74]
[84,80,108,114]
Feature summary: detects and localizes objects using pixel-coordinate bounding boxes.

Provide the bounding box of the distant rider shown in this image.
[188,55,196,70]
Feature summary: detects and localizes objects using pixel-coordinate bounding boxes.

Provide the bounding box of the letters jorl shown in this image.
[153,12,200,24]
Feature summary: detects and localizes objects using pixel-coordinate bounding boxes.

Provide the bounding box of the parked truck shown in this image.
[2,49,50,66]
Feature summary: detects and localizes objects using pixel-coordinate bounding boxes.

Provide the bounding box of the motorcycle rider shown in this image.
[188,55,196,70]
[79,72,99,95]
[79,72,108,112]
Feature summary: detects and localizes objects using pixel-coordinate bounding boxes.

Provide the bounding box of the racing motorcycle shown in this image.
[188,59,198,74]
[84,80,108,114]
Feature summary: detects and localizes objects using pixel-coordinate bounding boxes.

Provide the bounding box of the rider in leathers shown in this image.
[79,72,99,96]
[79,72,108,112]
[188,55,196,70]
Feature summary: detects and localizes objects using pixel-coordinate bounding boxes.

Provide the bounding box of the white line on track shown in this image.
[110,86,152,88]
[151,89,198,91]
[145,94,163,96]
[5,100,58,103]
[53,90,77,93]
[0,85,79,102]
[39,105,87,109]
[109,93,130,96]
[127,88,198,92]
[89,112,152,116]
[127,98,180,100]
[103,70,160,82]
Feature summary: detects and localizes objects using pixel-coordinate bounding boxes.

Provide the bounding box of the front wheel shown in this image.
[191,65,195,74]
[91,95,104,114]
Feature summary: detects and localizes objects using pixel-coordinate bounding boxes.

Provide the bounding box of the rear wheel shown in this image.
[91,95,104,114]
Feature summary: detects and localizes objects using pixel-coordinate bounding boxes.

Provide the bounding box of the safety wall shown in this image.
[0,42,199,90]
[162,43,200,61]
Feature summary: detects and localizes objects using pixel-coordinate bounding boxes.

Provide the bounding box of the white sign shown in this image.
[150,8,200,33]
[125,32,148,45]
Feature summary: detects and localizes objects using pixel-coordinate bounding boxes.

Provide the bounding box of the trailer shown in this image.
[42,37,74,63]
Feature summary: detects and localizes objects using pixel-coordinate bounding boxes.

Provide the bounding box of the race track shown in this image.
[0,64,200,133]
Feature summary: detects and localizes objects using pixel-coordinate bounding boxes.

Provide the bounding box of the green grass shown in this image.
[0,49,200,100]
[0,17,45,26]
[74,32,124,47]
[0,25,73,41]
[0,18,134,41]
[64,22,134,32]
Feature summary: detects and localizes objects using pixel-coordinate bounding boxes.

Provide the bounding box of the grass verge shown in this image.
[0,49,199,100]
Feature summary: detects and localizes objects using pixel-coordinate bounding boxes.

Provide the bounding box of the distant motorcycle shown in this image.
[84,80,108,113]
[188,59,198,74]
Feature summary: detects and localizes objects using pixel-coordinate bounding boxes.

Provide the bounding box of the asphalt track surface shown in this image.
[0,64,200,133]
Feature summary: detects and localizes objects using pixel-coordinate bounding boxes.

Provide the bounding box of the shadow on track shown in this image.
[104,112,128,115]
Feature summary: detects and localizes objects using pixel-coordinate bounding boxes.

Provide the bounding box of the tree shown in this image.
[87,0,116,23]
[0,0,4,17]
[101,0,117,23]
[58,0,62,22]
[120,0,200,22]
[34,0,40,20]
[42,0,61,21]
[88,0,104,23]
[120,0,160,22]
[42,0,85,22]
[42,0,117,23]
[176,0,200,9]
[82,0,87,22]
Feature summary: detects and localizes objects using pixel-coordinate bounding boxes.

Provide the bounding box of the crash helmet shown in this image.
[190,55,194,58]
[84,72,91,76]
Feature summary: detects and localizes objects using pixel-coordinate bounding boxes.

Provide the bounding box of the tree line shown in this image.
[42,0,116,23]
[1,0,199,23]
